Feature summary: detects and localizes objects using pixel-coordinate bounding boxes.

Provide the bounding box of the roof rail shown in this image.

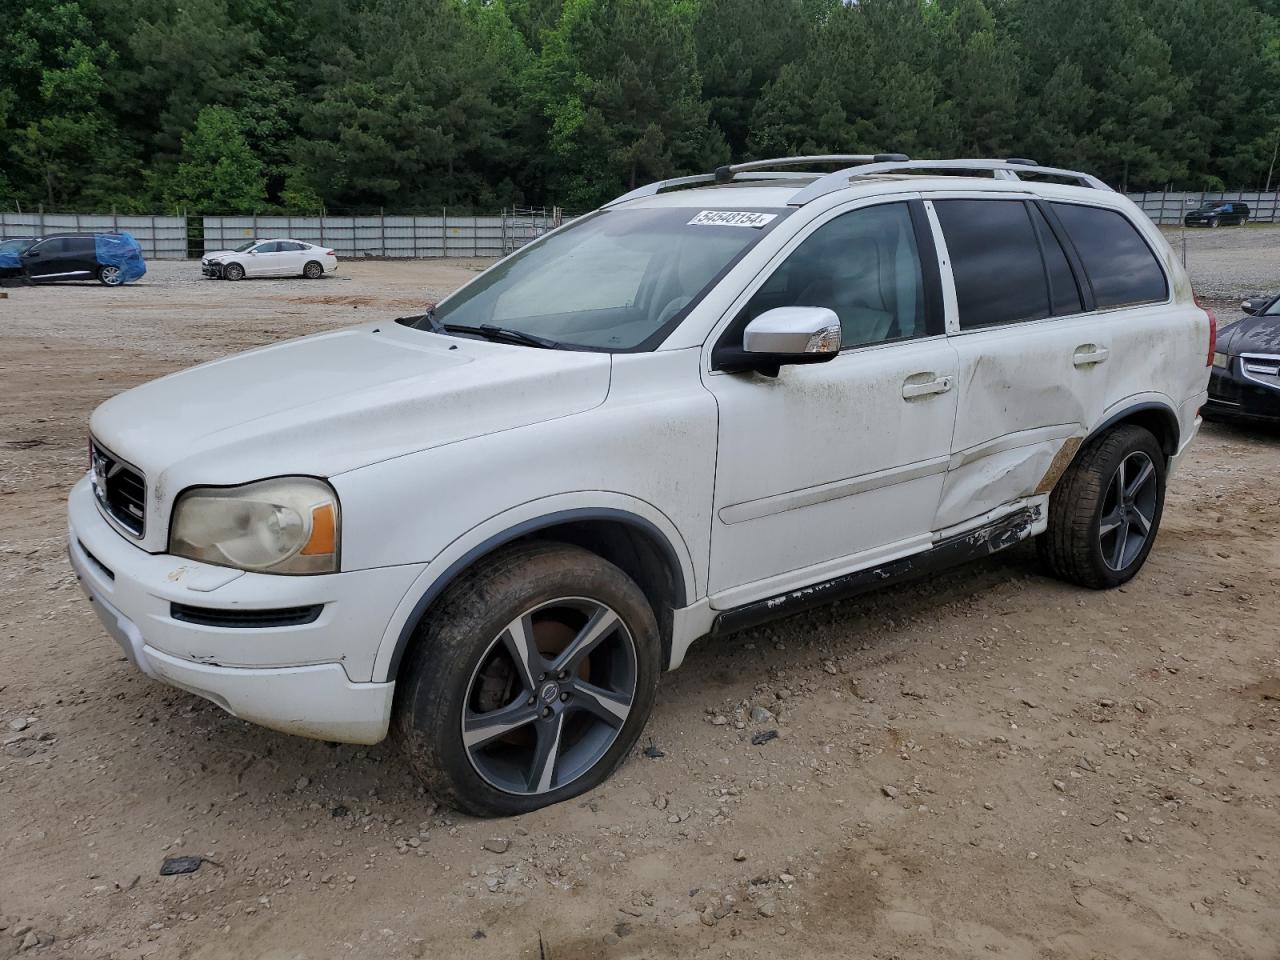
[603,153,912,207]
[788,158,1111,205]
[603,155,1109,209]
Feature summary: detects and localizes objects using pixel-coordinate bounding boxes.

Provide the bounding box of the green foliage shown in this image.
[534,0,728,208]
[0,0,1278,212]
[163,106,268,212]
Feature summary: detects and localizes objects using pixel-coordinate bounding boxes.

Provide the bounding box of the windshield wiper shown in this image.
[442,323,562,350]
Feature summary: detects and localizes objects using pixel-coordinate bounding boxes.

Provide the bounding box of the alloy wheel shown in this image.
[1098,451,1158,571]
[461,597,637,796]
[100,265,122,285]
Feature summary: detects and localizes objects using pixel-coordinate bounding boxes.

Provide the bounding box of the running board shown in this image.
[710,506,1040,637]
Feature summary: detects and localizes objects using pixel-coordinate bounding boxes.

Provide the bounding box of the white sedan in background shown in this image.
[201,239,338,280]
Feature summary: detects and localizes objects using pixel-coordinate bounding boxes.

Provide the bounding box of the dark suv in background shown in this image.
[20,234,123,284]
[1183,201,1250,227]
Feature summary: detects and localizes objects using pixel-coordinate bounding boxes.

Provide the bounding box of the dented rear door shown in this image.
[927,193,1109,529]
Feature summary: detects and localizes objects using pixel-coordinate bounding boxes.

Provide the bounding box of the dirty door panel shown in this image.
[932,197,1101,528]
[706,199,957,602]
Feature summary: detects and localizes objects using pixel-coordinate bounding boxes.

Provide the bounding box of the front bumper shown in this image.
[67,476,425,743]
[1206,360,1280,423]
[201,261,224,278]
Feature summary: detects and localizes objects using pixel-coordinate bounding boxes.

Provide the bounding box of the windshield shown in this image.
[421,207,790,350]
[232,240,258,252]
[0,238,33,254]
[1264,298,1280,317]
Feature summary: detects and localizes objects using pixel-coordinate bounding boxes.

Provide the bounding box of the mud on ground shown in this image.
[1,249,1277,959]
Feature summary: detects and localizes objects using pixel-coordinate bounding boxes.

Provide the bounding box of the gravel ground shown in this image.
[1161,223,1280,303]
[1,246,1278,960]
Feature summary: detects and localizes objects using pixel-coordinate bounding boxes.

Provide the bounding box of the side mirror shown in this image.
[1241,297,1267,315]
[715,307,841,376]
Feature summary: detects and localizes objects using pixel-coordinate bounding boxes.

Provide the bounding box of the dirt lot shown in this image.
[1,234,1278,960]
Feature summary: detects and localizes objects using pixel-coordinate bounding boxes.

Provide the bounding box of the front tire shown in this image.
[97,265,122,286]
[303,260,323,279]
[223,262,245,281]
[394,541,661,817]
[1208,217,1220,228]
[1038,425,1166,589]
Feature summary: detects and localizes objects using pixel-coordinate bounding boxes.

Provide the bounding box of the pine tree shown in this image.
[163,105,268,212]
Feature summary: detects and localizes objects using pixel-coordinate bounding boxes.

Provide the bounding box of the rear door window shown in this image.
[1049,203,1167,308]
[1029,205,1083,316]
[933,199,1052,329]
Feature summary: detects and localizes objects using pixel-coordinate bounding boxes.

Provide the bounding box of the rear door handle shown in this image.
[1073,344,1109,367]
[902,374,953,399]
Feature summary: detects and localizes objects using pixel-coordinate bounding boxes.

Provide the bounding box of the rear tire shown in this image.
[224,262,245,281]
[97,265,123,286]
[1038,425,1166,589]
[303,260,323,279]
[1208,217,1220,228]
[394,541,661,817]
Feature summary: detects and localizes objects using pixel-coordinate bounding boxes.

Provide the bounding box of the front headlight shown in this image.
[1212,352,1230,369]
[169,477,339,574]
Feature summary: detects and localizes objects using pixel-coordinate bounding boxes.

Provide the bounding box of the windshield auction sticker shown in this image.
[688,210,778,228]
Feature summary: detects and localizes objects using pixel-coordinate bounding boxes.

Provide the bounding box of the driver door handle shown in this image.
[1073,345,1109,366]
[901,374,953,399]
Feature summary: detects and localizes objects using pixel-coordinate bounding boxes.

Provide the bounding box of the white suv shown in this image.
[68,156,1213,815]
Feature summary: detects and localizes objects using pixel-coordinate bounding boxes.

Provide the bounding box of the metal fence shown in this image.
[1126,190,1280,225]
[0,208,564,260]
[0,212,187,258]
[200,208,564,259]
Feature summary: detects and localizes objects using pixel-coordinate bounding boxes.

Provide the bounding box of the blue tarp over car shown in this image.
[95,232,147,283]
[0,246,22,269]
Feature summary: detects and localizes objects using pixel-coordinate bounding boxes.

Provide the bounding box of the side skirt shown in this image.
[710,506,1040,637]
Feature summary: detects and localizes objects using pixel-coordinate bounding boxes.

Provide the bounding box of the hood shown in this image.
[202,249,244,260]
[90,323,612,502]
[1220,312,1280,356]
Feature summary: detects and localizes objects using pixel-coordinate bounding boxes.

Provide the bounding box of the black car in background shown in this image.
[0,236,36,280]
[1206,295,1280,424]
[18,233,142,285]
[1183,201,1250,227]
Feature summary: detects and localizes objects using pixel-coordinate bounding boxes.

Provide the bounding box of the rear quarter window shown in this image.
[1051,203,1167,308]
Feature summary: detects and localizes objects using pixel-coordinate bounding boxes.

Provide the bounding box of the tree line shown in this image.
[3,0,1278,215]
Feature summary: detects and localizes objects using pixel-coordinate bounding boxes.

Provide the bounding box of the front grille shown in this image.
[90,440,146,536]
[170,602,325,628]
[1241,354,1280,392]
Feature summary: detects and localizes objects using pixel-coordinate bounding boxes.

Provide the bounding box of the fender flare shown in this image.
[1086,397,1180,457]
[374,501,696,683]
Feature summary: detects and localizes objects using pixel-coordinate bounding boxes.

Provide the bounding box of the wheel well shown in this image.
[517,520,681,667]
[386,513,688,681]
[1092,404,1179,458]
